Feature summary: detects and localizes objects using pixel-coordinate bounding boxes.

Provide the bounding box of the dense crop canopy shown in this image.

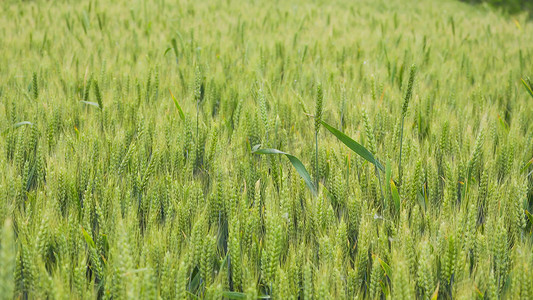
[0,0,532,299]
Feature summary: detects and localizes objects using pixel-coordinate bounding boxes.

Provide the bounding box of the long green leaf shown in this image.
[379,281,390,298]
[2,121,33,135]
[521,157,533,172]
[189,268,201,293]
[80,100,100,108]
[253,148,316,196]
[418,191,426,212]
[390,179,400,213]
[385,160,392,209]
[321,120,384,171]
[526,210,533,234]
[81,227,96,249]
[375,255,392,278]
[430,283,440,300]
[522,77,533,99]
[169,88,185,120]
[171,38,179,58]
[497,114,509,132]
[221,291,247,299]
[13,121,34,128]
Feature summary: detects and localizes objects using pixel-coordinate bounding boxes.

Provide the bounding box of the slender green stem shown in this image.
[196,101,199,141]
[398,116,405,189]
[315,131,319,189]
[376,164,384,202]
[196,101,200,172]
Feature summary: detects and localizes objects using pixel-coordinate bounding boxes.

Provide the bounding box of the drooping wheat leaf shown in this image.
[390,179,400,213]
[321,120,384,172]
[81,227,96,249]
[80,100,101,109]
[2,121,34,135]
[522,77,533,99]
[221,291,247,299]
[252,148,316,196]
[375,255,392,278]
[169,88,185,120]
[430,283,439,300]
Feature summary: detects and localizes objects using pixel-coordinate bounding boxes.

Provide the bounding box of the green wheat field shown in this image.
[1,0,533,299]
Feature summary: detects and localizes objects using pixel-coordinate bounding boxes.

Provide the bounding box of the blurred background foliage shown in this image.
[462,0,533,15]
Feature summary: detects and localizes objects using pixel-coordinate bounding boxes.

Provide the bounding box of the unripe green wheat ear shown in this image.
[399,64,417,187]
[32,72,38,100]
[314,83,323,188]
[93,80,103,110]
[315,83,323,134]
[402,65,417,118]
[0,219,15,298]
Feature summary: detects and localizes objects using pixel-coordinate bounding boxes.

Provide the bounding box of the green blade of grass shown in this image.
[385,160,392,209]
[253,148,316,196]
[520,157,533,172]
[2,121,34,135]
[321,120,384,171]
[171,38,179,58]
[80,100,101,109]
[418,191,426,213]
[81,227,96,249]
[221,292,246,299]
[379,281,390,298]
[375,255,392,278]
[430,283,439,300]
[13,121,34,128]
[169,88,185,120]
[390,179,400,213]
[189,268,201,294]
[497,114,509,132]
[185,291,200,299]
[526,210,533,227]
[522,77,533,99]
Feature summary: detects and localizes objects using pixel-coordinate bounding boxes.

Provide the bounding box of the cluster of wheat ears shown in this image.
[0,0,532,299]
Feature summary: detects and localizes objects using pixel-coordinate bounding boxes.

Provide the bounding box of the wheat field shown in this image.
[0,0,532,299]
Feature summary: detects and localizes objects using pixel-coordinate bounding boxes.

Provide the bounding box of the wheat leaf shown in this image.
[522,77,533,99]
[430,283,440,300]
[390,179,400,212]
[169,88,185,120]
[81,227,96,249]
[321,120,384,172]
[80,100,100,108]
[253,148,316,196]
